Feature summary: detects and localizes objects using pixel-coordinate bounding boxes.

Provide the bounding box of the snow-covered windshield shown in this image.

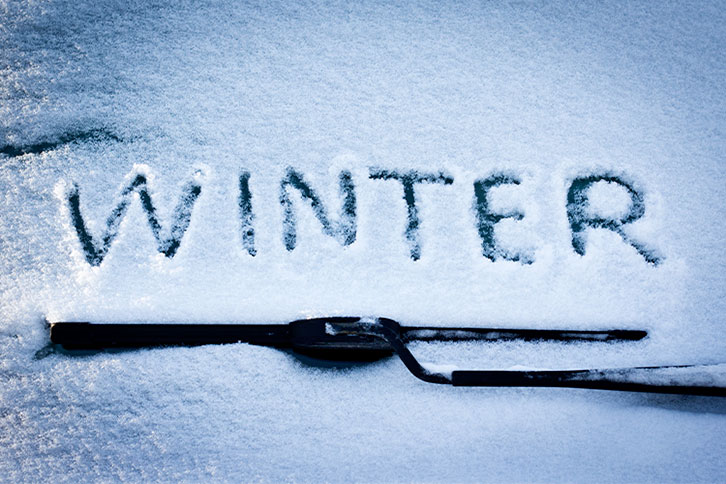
[1,1,724,482]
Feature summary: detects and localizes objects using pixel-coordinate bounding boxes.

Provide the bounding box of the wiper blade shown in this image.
[49,317,645,353]
[48,317,725,396]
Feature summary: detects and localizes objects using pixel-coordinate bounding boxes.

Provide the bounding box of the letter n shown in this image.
[279,168,356,251]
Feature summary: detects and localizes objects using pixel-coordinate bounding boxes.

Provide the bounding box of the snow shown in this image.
[585,179,635,221]
[420,361,459,378]
[1,0,725,482]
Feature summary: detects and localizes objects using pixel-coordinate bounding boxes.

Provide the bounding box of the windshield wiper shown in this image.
[49,317,644,357]
[48,317,725,396]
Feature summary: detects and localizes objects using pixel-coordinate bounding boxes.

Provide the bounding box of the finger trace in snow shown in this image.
[567,174,662,265]
[62,166,663,267]
[280,167,357,251]
[66,166,204,266]
[0,128,122,158]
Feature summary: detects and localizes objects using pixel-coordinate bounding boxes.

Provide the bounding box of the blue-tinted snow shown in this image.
[1,0,725,482]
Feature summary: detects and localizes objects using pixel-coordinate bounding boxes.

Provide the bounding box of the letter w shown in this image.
[67,170,203,266]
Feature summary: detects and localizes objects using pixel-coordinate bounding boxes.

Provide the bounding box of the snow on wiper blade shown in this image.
[401,327,647,342]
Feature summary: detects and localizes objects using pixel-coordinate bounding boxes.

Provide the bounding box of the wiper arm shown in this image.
[329,318,726,397]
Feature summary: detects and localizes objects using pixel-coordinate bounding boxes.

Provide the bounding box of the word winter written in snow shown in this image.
[65,167,662,267]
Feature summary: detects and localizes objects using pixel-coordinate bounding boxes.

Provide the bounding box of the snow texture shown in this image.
[1,0,725,482]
